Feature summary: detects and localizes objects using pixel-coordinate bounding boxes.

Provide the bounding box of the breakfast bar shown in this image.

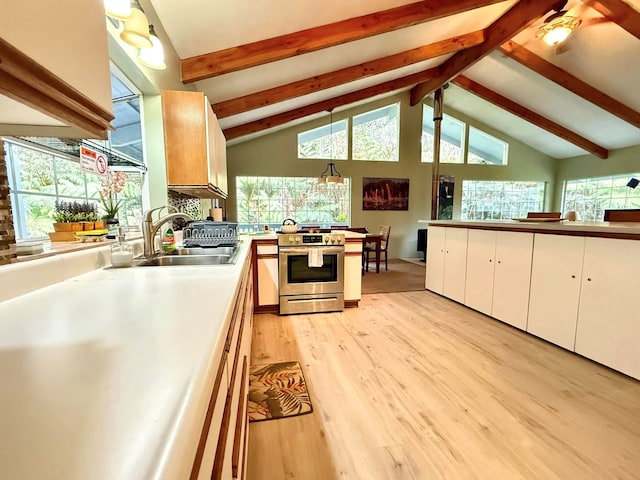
[426,220,640,381]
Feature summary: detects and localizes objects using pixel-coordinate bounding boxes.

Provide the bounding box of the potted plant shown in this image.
[78,202,100,231]
[99,171,127,224]
[52,200,83,232]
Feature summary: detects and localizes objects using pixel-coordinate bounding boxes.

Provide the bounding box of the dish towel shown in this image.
[308,248,324,267]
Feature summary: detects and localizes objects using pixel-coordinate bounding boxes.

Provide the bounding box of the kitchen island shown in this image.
[0,239,253,479]
[426,220,640,380]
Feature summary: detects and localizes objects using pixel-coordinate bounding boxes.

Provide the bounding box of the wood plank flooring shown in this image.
[247,290,640,479]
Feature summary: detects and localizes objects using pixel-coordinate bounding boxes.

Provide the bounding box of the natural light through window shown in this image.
[468,127,508,165]
[421,104,464,164]
[563,173,640,222]
[352,103,399,161]
[297,119,348,160]
[462,180,545,220]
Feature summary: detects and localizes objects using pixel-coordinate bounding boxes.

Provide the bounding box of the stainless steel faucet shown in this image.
[142,206,194,258]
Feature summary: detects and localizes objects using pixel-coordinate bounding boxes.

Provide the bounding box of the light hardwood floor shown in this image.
[247,290,640,479]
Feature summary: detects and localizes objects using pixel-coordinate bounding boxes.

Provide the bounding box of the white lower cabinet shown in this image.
[465,230,533,330]
[527,234,585,350]
[575,237,640,380]
[256,243,278,309]
[344,239,363,302]
[426,226,468,303]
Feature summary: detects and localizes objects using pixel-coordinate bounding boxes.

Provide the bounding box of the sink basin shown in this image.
[136,245,241,267]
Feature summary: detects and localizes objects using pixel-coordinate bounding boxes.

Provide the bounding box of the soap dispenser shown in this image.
[110,227,134,268]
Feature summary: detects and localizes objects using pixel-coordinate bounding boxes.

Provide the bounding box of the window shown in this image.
[5,139,144,240]
[236,176,350,228]
[298,119,348,160]
[563,173,640,222]
[421,104,465,163]
[467,127,508,165]
[462,180,545,220]
[352,103,399,161]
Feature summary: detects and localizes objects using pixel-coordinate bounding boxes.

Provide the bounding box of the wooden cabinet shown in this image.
[465,230,533,330]
[575,237,640,379]
[426,226,467,303]
[0,0,113,138]
[191,255,253,480]
[252,239,279,313]
[161,90,228,198]
[527,234,585,350]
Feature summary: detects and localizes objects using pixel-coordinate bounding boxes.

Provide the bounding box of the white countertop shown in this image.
[425,220,640,236]
[0,239,252,480]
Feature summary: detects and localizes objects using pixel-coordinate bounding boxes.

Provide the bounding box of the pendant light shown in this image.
[120,7,153,49]
[104,0,132,20]
[138,25,167,70]
[318,109,344,184]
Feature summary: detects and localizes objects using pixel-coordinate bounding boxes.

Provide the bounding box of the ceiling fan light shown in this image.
[544,26,572,45]
[104,0,132,20]
[138,26,166,70]
[120,8,153,49]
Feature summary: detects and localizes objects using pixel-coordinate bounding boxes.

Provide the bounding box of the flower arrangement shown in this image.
[99,171,128,219]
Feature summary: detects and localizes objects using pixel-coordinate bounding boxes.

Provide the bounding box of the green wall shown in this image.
[226,91,557,259]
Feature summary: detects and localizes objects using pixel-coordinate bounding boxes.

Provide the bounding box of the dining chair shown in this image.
[364,225,391,272]
[603,209,640,222]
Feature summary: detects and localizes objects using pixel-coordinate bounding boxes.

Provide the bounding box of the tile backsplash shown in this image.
[168,191,202,229]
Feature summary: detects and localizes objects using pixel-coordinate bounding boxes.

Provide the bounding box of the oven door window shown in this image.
[287,254,338,283]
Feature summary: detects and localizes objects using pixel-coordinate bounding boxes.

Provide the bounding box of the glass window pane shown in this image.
[298,119,348,159]
[352,103,399,162]
[562,173,640,221]
[16,193,57,238]
[421,105,464,163]
[10,144,55,194]
[468,127,508,165]
[55,158,87,197]
[235,176,351,229]
[462,181,545,220]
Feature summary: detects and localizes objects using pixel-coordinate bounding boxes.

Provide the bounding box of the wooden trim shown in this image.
[231,356,248,478]
[583,0,640,40]
[254,305,279,314]
[240,406,249,480]
[0,38,113,139]
[345,300,360,308]
[252,238,277,245]
[410,0,559,105]
[452,75,609,159]
[499,41,640,129]
[224,67,439,140]
[345,238,366,244]
[211,30,485,118]
[256,253,279,260]
[181,0,504,83]
[188,351,228,480]
[345,251,364,257]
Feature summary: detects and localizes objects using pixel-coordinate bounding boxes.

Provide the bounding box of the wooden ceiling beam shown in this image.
[223,67,440,140]
[581,0,640,40]
[409,0,559,106]
[499,41,640,129]
[212,30,485,119]
[181,0,505,83]
[453,75,609,159]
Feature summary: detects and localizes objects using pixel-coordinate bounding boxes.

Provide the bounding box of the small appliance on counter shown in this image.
[182,221,238,247]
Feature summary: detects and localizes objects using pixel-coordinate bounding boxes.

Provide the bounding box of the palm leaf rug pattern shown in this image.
[248,361,313,422]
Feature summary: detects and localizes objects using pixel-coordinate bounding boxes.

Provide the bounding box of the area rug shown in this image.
[248,361,313,422]
[361,258,426,294]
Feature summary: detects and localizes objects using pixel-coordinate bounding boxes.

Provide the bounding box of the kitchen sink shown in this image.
[135,245,241,267]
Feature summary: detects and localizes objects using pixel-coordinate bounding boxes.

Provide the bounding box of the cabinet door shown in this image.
[344,241,363,301]
[425,226,446,294]
[465,229,496,316]
[528,234,585,350]
[575,237,640,380]
[443,228,468,303]
[257,256,279,307]
[492,231,533,330]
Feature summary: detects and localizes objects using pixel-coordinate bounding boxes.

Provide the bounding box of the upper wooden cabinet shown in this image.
[0,0,113,139]
[161,90,228,198]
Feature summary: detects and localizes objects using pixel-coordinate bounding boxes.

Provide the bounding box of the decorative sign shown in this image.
[80,146,108,176]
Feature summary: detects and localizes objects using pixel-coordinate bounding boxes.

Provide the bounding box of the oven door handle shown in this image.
[279,246,345,255]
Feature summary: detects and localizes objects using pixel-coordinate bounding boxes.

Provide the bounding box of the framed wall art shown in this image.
[363,177,409,211]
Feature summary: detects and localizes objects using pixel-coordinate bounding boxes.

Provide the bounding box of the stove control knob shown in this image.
[295,236,301,243]
[324,236,329,244]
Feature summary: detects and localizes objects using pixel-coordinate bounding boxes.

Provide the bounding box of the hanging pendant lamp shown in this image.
[318,109,344,184]
[104,0,132,20]
[120,8,153,49]
[138,25,166,70]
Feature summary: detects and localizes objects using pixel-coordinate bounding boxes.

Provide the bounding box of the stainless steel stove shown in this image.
[278,232,345,315]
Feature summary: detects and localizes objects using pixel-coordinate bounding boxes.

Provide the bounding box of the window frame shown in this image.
[351,102,400,162]
[421,104,465,164]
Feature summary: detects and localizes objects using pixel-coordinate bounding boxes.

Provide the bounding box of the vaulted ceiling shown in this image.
[149,0,640,159]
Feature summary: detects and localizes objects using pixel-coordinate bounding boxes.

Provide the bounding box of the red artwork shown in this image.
[362,177,409,211]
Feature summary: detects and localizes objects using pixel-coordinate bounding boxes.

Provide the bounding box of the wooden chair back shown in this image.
[603,209,640,222]
[379,225,391,250]
[526,212,562,219]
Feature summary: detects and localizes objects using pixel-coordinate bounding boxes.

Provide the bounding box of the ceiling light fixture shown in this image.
[138,25,167,70]
[537,3,582,46]
[119,7,153,48]
[104,0,132,20]
[318,109,344,185]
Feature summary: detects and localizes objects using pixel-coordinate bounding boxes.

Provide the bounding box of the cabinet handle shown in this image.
[489,259,492,262]
[571,275,575,278]
[497,260,501,264]
[587,278,592,282]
